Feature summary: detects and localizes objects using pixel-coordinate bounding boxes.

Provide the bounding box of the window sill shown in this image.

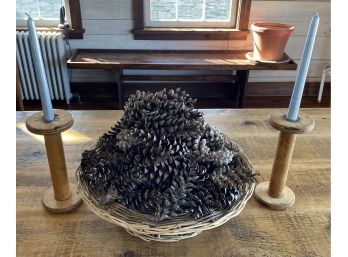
[16,26,85,39]
[132,28,249,40]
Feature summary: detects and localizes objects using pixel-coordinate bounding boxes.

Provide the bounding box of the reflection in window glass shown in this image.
[150,0,233,22]
[205,0,232,21]
[38,0,62,20]
[16,0,63,20]
[16,0,39,20]
[178,0,203,21]
[150,0,177,21]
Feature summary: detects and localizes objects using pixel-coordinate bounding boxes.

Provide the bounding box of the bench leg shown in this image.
[232,71,239,104]
[236,70,249,108]
[116,69,123,109]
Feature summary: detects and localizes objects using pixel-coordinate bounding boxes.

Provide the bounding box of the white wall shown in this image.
[69,0,331,83]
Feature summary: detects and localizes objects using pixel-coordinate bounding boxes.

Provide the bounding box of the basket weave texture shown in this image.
[76,139,256,242]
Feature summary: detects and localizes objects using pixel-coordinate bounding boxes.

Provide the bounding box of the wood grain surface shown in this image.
[16,108,330,257]
[25,110,74,135]
[67,49,297,71]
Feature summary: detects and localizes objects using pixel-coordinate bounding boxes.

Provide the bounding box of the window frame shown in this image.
[132,0,251,40]
[16,0,85,39]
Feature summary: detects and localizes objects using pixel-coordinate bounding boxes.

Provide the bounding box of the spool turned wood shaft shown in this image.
[268,132,297,198]
[254,111,315,210]
[44,133,71,201]
[26,109,83,213]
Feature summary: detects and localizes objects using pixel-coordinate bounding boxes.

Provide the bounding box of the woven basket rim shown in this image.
[76,136,256,242]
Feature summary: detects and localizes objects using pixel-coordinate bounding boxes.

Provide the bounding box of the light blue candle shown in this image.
[287,13,320,121]
[26,14,55,122]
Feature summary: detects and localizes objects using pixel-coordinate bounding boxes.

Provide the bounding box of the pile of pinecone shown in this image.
[79,88,257,221]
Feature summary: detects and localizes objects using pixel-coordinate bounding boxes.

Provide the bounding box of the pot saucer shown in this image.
[246,52,291,64]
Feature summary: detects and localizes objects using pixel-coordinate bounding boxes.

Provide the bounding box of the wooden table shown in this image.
[67,50,297,108]
[16,108,330,257]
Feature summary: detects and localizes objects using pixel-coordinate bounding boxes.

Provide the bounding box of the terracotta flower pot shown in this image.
[251,22,294,61]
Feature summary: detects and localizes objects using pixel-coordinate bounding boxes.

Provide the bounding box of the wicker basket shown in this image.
[76,140,256,242]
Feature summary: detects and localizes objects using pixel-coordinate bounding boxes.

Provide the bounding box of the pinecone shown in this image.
[79,88,258,221]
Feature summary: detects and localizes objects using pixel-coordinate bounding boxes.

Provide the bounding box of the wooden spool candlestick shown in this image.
[254,111,315,210]
[26,109,83,213]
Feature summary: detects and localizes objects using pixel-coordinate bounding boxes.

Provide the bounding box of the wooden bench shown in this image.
[67,49,297,108]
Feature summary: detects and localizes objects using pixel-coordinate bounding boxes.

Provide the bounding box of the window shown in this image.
[16,0,64,27]
[133,0,251,40]
[145,0,239,28]
[16,0,85,39]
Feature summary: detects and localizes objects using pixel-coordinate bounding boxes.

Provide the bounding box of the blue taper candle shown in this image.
[26,14,55,122]
[287,13,320,121]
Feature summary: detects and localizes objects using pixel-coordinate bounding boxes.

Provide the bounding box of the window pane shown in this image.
[150,0,177,21]
[38,0,63,20]
[205,0,232,21]
[178,0,203,21]
[16,0,39,20]
[16,0,63,20]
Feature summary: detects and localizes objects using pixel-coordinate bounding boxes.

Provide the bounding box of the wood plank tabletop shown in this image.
[16,108,330,257]
[67,49,297,70]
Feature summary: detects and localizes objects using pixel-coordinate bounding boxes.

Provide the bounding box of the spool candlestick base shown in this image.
[254,111,314,210]
[43,183,83,213]
[26,109,83,213]
[254,181,295,210]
